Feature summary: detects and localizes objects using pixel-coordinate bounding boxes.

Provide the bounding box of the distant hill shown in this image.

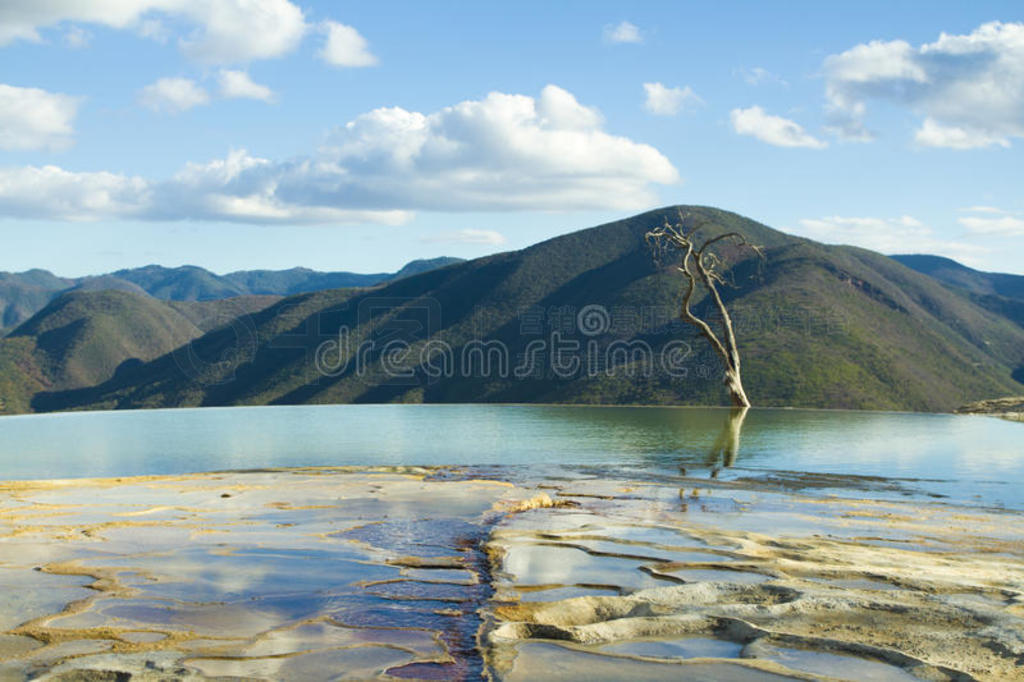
[0,258,464,335]
[110,265,248,300]
[890,255,1024,299]
[892,254,1024,331]
[391,257,466,281]
[0,269,74,331]
[31,207,1024,415]
[0,291,278,414]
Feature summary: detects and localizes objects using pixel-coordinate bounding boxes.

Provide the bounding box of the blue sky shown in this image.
[1,1,1022,276]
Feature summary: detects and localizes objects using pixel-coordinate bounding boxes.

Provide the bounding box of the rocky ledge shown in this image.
[956,396,1024,422]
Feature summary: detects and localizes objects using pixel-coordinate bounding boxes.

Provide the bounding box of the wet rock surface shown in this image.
[0,466,1022,680]
[485,474,1024,681]
[956,396,1024,422]
[0,469,527,680]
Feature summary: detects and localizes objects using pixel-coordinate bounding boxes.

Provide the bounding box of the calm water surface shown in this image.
[0,405,1020,508]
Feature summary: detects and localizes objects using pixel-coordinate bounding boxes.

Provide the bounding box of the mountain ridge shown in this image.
[891,254,1024,299]
[26,206,1024,415]
[0,291,281,414]
[0,257,465,335]
[892,254,1024,332]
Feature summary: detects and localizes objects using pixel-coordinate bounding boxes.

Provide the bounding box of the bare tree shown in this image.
[646,211,764,408]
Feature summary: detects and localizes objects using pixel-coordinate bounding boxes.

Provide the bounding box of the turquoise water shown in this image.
[0,405,1020,508]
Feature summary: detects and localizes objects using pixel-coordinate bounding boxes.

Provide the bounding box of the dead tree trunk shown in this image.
[647,212,763,408]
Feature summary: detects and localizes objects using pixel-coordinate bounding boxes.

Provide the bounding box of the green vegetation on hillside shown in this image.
[0,258,464,335]
[30,207,1024,415]
[892,254,1024,331]
[0,291,281,414]
[891,254,1024,299]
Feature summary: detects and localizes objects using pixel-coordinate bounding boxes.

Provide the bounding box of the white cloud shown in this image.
[0,84,80,150]
[604,21,642,44]
[318,84,678,211]
[137,17,169,43]
[824,22,1024,148]
[0,165,150,221]
[643,82,702,116]
[792,214,990,264]
[422,229,507,245]
[0,86,678,224]
[0,152,408,225]
[914,118,1010,150]
[138,77,209,113]
[730,106,827,149]
[63,25,91,48]
[0,0,308,63]
[319,20,376,67]
[736,67,788,87]
[959,215,1024,237]
[218,70,274,102]
[959,206,1006,214]
[175,0,306,63]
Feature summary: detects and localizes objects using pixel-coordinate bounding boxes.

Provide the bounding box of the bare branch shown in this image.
[678,243,730,363]
[645,211,763,408]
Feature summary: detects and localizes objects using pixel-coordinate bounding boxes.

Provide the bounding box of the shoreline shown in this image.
[0,467,1022,680]
[0,400,988,421]
[956,396,1024,423]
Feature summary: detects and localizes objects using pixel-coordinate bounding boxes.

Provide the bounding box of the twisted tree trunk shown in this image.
[724,366,749,408]
[647,213,762,408]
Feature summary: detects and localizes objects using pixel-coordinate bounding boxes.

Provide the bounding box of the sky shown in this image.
[0,1,1023,277]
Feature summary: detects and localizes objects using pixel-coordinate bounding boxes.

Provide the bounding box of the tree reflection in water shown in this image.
[680,407,748,511]
[679,407,749,480]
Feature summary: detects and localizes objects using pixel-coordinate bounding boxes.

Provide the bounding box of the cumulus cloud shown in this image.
[0,152,408,225]
[175,0,306,63]
[318,84,678,211]
[318,20,376,67]
[730,106,827,149]
[792,215,990,264]
[824,22,1024,147]
[0,165,150,221]
[0,84,80,150]
[959,214,1024,237]
[604,21,642,44]
[0,86,677,224]
[913,118,1011,150]
[0,0,308,63]
[138,77,209,113]
[422,229,507,245]
[218,70,274,102]
[643,82,702,116]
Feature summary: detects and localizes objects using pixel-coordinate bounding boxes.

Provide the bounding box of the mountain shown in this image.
[30,206,1024,415]
[391,257,465,281]
[110,265,249,300]
[892,254,1024,331]
[890,255,1024,299]
[0,258,464,335]
[0,269,74,332]
[0,291,278,414]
